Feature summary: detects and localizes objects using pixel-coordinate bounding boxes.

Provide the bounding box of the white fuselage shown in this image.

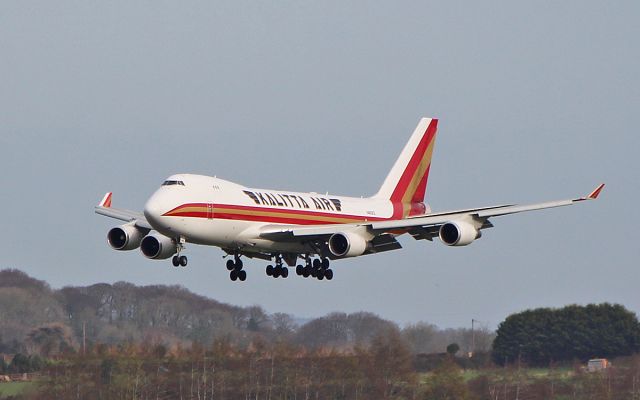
[143,174,428,255]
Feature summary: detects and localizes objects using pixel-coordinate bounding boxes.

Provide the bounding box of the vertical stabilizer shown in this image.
[374,118,438,205]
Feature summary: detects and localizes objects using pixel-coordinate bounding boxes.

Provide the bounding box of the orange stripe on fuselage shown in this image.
[163,203,389,225]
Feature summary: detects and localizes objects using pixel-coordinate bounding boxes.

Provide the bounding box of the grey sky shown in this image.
[1,1,637,328]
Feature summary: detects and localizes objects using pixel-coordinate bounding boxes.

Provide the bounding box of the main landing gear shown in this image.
[172,255,188,267]
[226,254,247,282]
[223,253,333,282]
[266,255,289,279]
[295,256,333,281]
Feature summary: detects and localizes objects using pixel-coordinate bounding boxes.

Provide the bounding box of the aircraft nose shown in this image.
[143,193,165,227]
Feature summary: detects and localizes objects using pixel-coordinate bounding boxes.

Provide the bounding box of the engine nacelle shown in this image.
[140,233,177,259]
[439,220,481,246]
[328,232,368,258]
[107,224,146,251]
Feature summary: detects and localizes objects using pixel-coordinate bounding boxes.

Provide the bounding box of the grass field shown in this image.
[0,381,35,398]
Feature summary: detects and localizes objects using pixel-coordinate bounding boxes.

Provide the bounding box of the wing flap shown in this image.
[367,234,402,253]
[408,226,440,241]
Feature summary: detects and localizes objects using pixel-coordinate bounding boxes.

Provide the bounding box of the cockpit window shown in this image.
[162,180,185,186]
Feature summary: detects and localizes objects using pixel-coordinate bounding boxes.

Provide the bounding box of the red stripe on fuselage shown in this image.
[163,203,390,225]
[212,211,355,225]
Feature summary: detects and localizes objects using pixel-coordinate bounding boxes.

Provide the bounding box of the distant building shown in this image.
[587,358,610,372]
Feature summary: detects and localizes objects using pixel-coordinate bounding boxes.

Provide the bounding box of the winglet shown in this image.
[99,192,113,208]
[585,184,605,200]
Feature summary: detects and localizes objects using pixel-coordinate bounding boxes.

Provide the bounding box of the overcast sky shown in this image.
[1,1,637,329]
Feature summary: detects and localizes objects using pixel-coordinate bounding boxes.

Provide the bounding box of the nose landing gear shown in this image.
[172,255,188,267]
[171,239,188,267]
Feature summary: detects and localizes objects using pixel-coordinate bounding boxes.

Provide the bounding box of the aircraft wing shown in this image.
[259,184,605,246]
[94,192,153,230]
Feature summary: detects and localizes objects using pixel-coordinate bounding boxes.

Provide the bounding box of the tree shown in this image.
[493,303,640,366]
[295,312,398,349]
[9,353,30,373]
[366,328,415,398]
[446,343,460,356]
[422,358,468,400]
[271,313,296,338]
[25,323,76,356]
[402,322,437,354]
[246,306,269,332]
[28,354,45,371]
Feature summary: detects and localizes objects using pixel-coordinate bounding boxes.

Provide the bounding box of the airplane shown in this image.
[95,118,604,282]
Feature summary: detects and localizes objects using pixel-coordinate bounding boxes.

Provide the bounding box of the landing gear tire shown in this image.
[172,256,180,267]
[324,269,333,280]
[238,270,247,281]
[313,259,321,269]
[234,258,243,270]
[317,270,325,280]
[321,258,330,269]
[226,259,235,271]
[269,254,290,279]
[296,265,303,276]
[303,266,311,278]
[230,270,238,281]
[179,255,188,267]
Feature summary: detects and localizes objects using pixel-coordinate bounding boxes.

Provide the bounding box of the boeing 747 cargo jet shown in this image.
[96,118,604,282]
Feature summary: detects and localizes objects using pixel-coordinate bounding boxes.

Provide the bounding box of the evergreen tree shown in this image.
[492,303,640,366]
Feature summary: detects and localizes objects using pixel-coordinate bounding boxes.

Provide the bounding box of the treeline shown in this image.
[21,338,640,400]
[0,269,492,357]
[3,269,640,399]
[31,331,416,399]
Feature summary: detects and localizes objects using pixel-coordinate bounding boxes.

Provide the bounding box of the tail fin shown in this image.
[374,118,438,204]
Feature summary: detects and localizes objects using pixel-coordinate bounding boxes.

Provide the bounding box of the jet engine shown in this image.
[107,224,146,251]
[439,220,481,246]
[328,232,368,257]
[140,233,177,259]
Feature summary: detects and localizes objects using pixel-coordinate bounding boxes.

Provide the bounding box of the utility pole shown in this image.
[469,319,476,358]
[82,322,86,355]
